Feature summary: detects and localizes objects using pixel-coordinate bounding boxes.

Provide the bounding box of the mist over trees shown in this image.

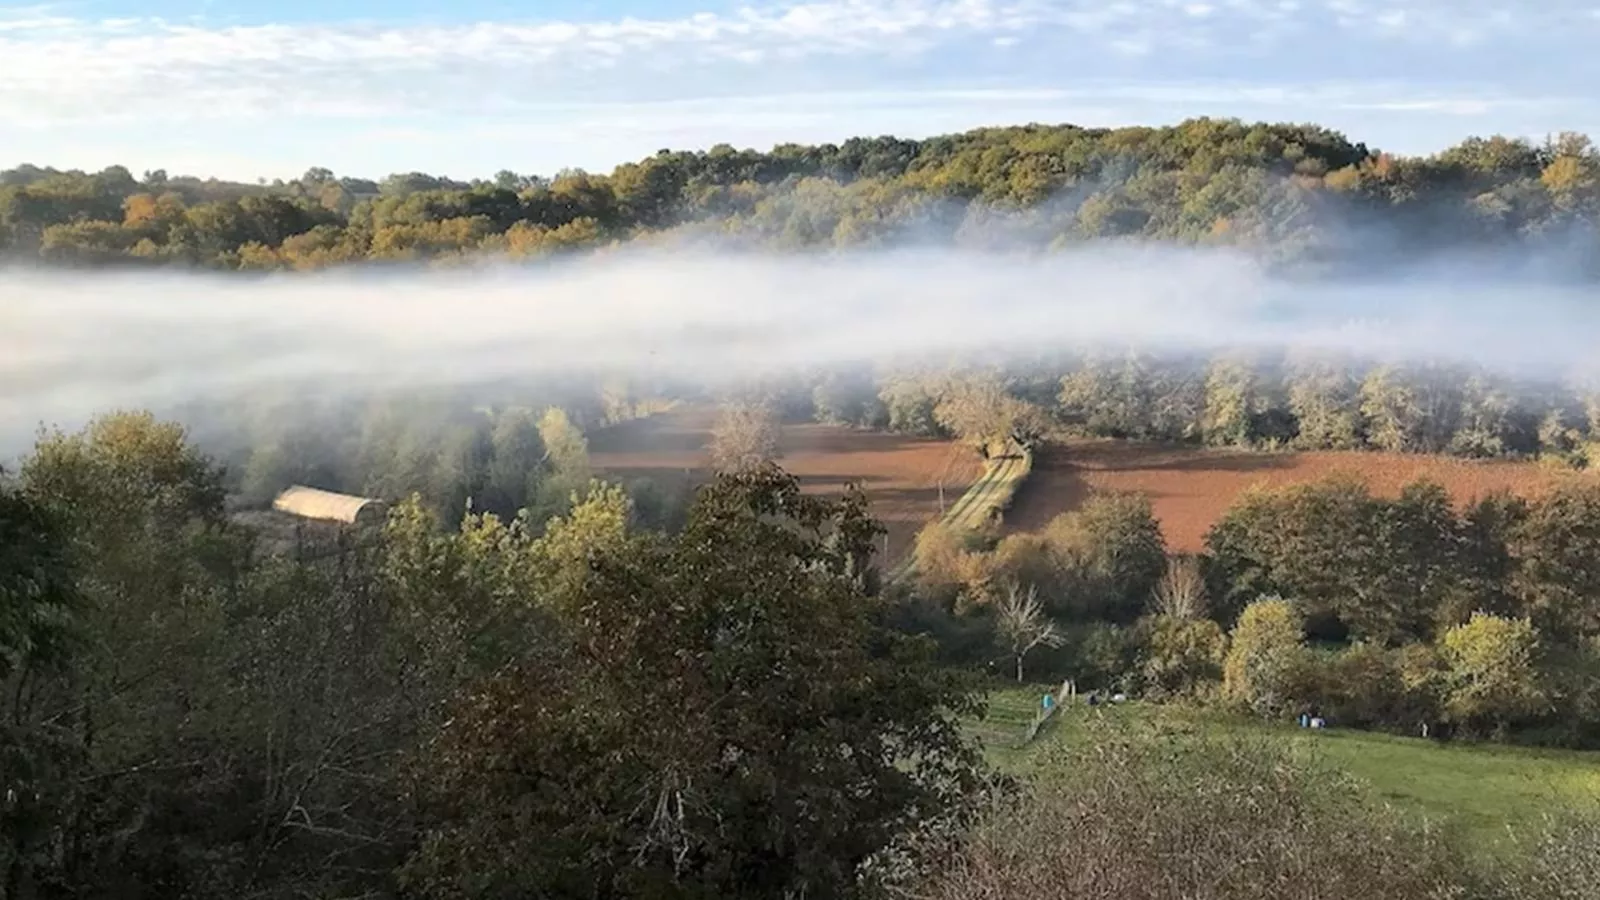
[7,120,1600,275]
[118,341,1600,585]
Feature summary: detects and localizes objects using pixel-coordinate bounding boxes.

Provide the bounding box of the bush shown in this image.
[1063,622,1136,692]
[1491,812,1600,900]
[1294,642,1439,731]
[1135,615,1227,699]
[1222,597,1311,718]
[910,718,1472,900]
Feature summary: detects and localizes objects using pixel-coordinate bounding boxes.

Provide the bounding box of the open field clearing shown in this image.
[1007,440,1584,552]
[977,686,1600,850]
[589,408,983,562]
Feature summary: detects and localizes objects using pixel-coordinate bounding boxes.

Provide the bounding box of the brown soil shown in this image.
[589,408,984,562]
[1005,439,1585,553]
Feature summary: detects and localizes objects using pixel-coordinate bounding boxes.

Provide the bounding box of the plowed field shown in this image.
[1006,439,1584,553]
[589,409,983,562]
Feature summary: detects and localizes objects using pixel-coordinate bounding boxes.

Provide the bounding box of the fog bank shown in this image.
[5,244,1599,458]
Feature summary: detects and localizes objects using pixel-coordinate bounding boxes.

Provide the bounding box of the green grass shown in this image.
[974,684,1600,849]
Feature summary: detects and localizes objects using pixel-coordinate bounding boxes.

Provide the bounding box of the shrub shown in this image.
[1222,596,1311,718]
[1135,615,1227,699]
[911,718,1471,900]
[1492,812,1600,900]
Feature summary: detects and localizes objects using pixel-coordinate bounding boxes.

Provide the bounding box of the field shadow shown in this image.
[1066,441,1297,474]
[585,464,708,486]
[856,482,965,511]
[780,425,964,459]
[793,472,896,492]
[1002,445,1091,535]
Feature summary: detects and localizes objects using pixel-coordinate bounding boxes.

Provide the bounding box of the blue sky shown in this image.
[2,0,1597,181]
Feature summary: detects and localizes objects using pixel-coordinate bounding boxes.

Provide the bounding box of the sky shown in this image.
[1,0,1598,181]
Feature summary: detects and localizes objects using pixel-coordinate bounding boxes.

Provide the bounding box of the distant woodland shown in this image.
[212,354,1600,542]
[6,118,1600,271]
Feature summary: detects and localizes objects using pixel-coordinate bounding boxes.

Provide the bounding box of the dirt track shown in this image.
[589,409,983,562]
[1006,439,1583,553]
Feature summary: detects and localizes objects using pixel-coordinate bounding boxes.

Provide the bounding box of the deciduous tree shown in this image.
[402,468,988,899]
[994,583,1065,682]
[709,399,782,472]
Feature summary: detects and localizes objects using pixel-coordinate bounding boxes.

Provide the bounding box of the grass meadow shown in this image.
[976,685,1600,851]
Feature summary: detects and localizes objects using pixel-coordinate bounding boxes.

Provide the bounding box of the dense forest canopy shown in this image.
[4,118,1600,274]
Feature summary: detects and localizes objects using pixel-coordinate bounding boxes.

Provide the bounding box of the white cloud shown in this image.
[0,0,1594,126]
[0,0,1597,179]
[0,79,1580,182]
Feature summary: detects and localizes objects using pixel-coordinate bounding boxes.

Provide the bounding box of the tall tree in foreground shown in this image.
[1,481,83,900]
[402,466,988,899]
[709,399,782,472]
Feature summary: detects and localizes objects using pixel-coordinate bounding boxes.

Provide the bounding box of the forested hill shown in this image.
[5,118,1599,272]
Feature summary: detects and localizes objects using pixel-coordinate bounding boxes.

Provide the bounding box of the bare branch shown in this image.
[995,582,1065,682]
[1152,554,1207,620]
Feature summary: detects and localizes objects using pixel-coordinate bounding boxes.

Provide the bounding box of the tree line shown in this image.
[800,355,1600,465]
[7,120,1600,270]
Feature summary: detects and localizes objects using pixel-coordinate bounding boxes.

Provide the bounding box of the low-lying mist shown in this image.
[5,242,1599,460]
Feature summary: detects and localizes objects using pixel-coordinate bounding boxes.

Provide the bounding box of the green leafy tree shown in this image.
[483,406,546,517]
[401,467,988,899]
[812,370,878,426]
[1223,597,1310,717]
[0,482,84,898]
[1137,615,1227,699]
[1451,373,1526,458]
[1059,352,1203,442]
[529,406,591,524]
[1359,364,1462,454]
[1205,477,1463,643]
[1285,354,1363,449]
[9,412,264,894]
[0,483,79,682]
[879,375,942,436]
[1439,613,1548,735]
[1040,491,1167,624]
[1201,356,1263,446]
[1509,483,1600,641]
